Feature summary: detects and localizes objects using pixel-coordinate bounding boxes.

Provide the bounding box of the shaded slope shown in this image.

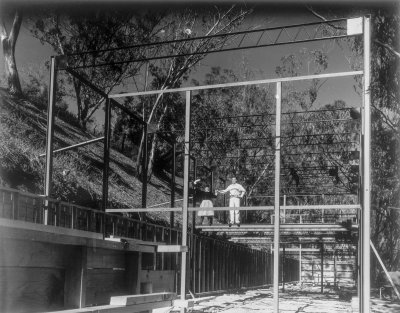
[0,89,182,225]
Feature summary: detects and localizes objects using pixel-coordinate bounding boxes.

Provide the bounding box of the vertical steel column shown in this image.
[44,56,58,225]
[299,244,302,284]
[273,81,282,313]
[334,250,337,288]
[361,15,371,313]
[180,90,191,311]
[102,99,112,237]
[282,244,285,292]
[170,140,176,227]
[192,158,197,229]
[321,242,324,294]
[142,123,148,211]
[283,194,286,223]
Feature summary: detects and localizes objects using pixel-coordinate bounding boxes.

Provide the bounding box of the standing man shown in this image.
[216,177,246,227]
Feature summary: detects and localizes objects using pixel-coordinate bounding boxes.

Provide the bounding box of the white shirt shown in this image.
[220,183,246,198]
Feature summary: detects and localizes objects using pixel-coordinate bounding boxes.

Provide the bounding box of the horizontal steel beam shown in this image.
[230,237,342,243]
[272,248,319,252]
[65,67,145,125]
[39,137,104,157]
[106,204,360,213]
[109,71,363,98]
[198,224,350,233]
[106,206,274,213]
[63,18,351,58]
[157,245,188,253]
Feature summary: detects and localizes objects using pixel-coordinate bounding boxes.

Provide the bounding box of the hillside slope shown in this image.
[0,89,182,225]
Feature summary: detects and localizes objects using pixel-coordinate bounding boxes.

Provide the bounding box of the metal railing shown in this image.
[0,186,300,294]
[0,186,177,242]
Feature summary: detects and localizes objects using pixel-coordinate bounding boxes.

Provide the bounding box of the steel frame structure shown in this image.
[44,17,371,312]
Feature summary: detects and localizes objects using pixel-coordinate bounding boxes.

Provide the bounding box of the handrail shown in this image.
[0,186,255,249]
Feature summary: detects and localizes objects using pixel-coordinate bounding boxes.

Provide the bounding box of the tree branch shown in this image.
[9,10,23,49]
[0,19,7,39]
[374,39,400,59]
[372,104,398,133]
[306,4,400,60]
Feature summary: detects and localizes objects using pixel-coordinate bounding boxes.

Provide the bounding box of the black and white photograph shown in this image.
[0,0,399,312]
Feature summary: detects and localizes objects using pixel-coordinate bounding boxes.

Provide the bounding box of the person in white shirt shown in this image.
[216,177,246,226]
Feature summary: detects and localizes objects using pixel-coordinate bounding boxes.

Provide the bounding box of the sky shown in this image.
[1,0,396,125]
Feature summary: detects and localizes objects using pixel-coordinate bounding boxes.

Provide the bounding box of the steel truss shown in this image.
[60,19,350,71]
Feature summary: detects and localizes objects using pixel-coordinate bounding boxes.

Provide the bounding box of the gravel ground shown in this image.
[160,285,400,313]
[191,287,351,313]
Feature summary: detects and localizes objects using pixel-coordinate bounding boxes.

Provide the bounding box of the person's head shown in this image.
[232,177,237,184]
[204,186,210,192]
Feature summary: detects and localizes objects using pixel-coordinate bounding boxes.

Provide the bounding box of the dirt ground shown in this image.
[168,284,400,313]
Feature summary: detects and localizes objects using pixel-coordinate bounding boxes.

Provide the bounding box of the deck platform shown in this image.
[196,223,351,234]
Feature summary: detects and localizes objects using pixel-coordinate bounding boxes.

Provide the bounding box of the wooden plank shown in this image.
[233,246,237,288]
[46,300,173,313]
[210,240,215,292]
[191,236,197,293]
[161,228,165,270]
[0,237,73,268]
[223,243,227,290]
[106,235,163,246]
[173,298,194,309]
[139,270,175,293]
[0,217,102,240]
[196,237,201,293]
[201,239,206,293]
[126,252,140,295]
[86,268,128,306]
[206,240,212,291]
[0,218,155,253]
[110,292,175,305]
[156,245,188,253]
[87,248,126,269]
[64,246,87,308]
[0,267,65,313]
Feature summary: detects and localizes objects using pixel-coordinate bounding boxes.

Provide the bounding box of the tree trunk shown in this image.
[72,78,87,130]
[146,134,158,181]
[121,132,126,153]
[146,103,170,178]
[136,93,164,176]
[3,41,22,95]
[1,11,23,96]
[136,131,145,176]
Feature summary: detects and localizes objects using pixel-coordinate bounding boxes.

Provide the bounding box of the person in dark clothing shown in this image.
[197,186,217,225]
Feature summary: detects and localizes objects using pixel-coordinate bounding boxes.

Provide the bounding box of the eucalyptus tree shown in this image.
[306,3,400,275]
[0,8,23,96]
[30,9,164,130]
[135,5,253,177]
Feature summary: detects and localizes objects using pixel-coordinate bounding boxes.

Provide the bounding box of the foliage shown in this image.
[306,3,400,274]
[134,5,253,177]
[344,7,400,273]
[29,9,164,130]
[0,89,174,224]
[0,9,23,96]
[188,45,361,226]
